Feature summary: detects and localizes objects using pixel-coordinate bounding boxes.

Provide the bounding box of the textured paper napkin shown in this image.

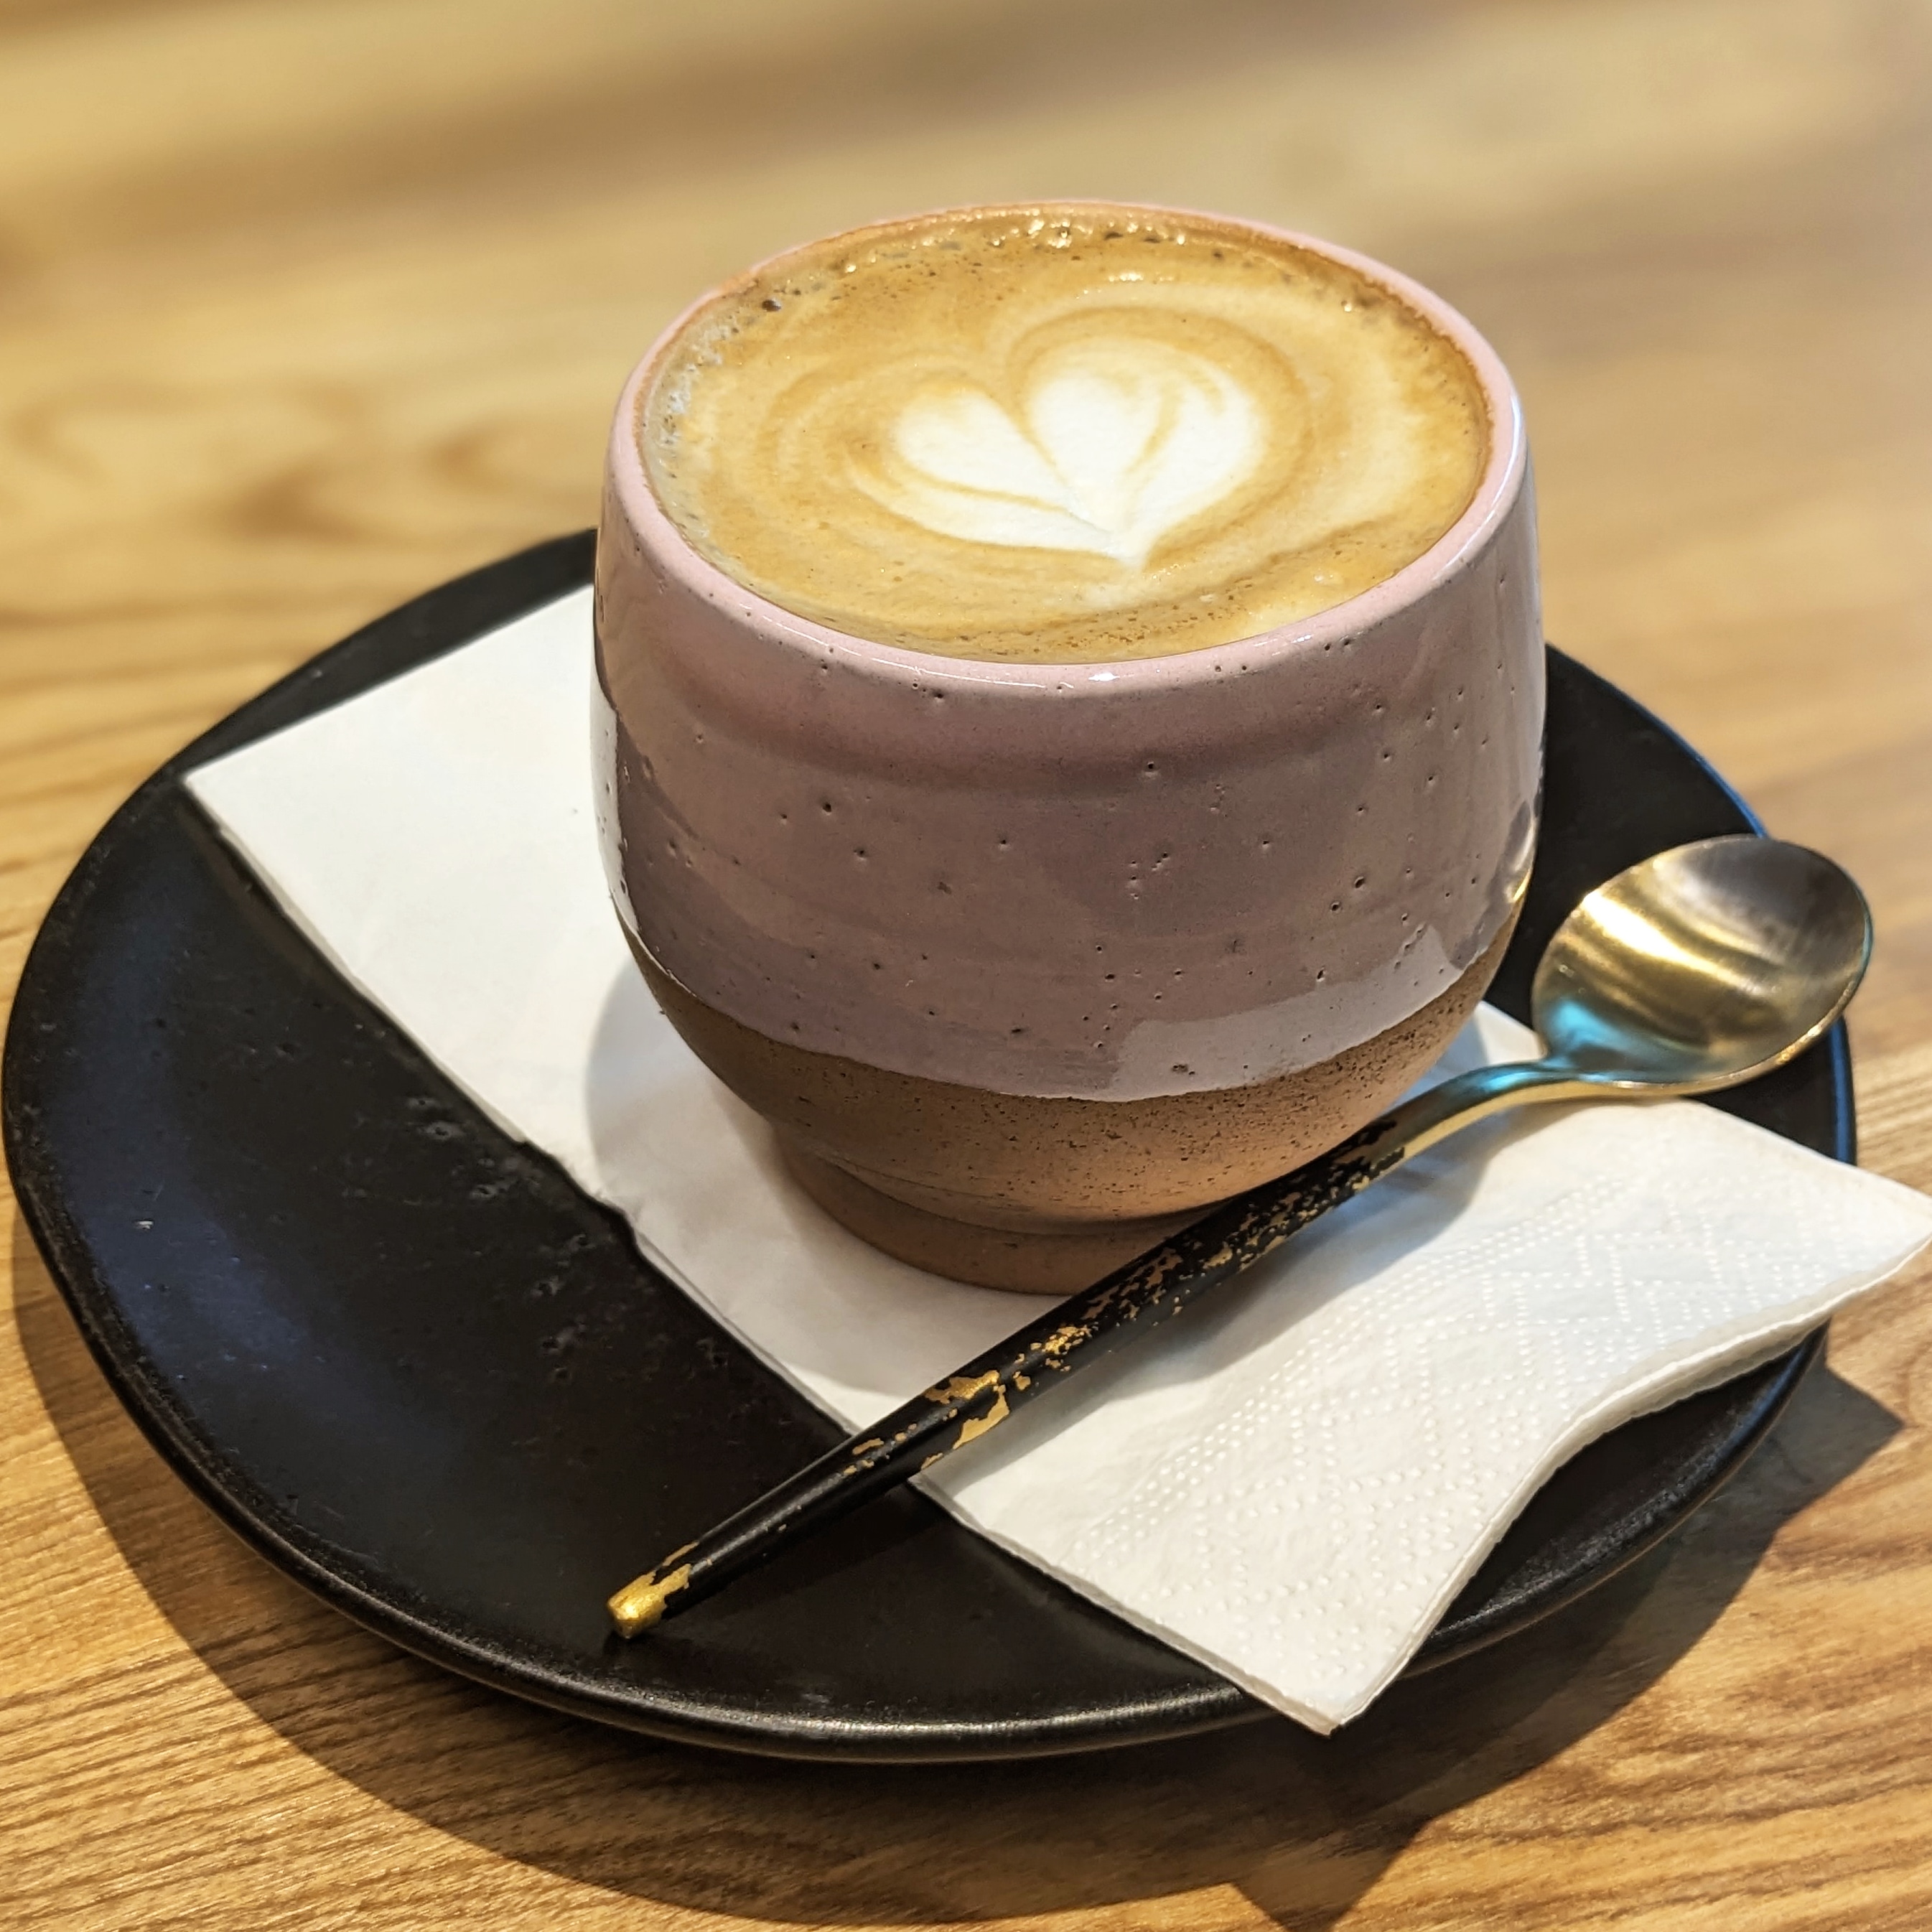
[187,589,1932,1731]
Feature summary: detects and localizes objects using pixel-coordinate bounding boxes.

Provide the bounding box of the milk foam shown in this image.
[642,207,1488,663]
[872,337,1261,569]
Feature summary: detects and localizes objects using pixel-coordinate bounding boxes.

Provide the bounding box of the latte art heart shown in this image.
[863,342,1263,569]
[642,207,1487,661]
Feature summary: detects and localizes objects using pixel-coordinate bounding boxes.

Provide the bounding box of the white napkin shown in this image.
[185,589,1932,1732]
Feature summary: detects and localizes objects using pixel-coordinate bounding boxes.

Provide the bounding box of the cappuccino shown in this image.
[640,205,1488,662]
[601,207,1541,1285]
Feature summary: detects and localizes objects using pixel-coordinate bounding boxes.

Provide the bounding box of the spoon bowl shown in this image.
[1531,835,1873,1093]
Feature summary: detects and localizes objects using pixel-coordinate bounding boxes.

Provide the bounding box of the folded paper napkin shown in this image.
[187,589,1932,1732]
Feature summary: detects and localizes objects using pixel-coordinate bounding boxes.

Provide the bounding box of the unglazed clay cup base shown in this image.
[629,914,1516,1292]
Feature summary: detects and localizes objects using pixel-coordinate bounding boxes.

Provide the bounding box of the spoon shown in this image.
[609,834,1870,1636]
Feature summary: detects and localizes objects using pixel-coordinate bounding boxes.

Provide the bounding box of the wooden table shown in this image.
[6,2,1931,1925]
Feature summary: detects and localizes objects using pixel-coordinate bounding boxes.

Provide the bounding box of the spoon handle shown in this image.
[607,1054,1582,1635]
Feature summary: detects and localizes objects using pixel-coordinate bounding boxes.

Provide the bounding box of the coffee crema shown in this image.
[639,205,1490,663]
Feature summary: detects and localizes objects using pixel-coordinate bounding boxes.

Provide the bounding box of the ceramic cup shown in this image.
[594,210,1543,1292]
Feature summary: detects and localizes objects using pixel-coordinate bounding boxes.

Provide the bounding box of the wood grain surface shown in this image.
[5,1,1932,1926]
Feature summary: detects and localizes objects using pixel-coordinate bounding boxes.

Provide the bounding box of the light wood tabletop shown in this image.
[6,1,1932,1926]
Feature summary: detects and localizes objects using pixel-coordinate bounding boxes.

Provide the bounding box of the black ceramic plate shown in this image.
[4,533,1851,1763]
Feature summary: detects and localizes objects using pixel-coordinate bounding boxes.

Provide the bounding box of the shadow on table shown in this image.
[15,1215,1900,1929]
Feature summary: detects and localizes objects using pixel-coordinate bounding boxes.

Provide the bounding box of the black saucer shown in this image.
[3,533,1850,1763]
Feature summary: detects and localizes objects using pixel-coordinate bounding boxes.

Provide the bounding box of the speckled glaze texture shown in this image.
[595,215,1541,1103]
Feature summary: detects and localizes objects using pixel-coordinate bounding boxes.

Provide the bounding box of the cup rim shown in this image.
[605,200,1529,699]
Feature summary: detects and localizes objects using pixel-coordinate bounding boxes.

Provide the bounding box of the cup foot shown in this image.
[778,1139,1200,1294]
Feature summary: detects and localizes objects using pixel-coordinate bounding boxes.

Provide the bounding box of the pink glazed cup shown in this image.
[594,207,1543,1292]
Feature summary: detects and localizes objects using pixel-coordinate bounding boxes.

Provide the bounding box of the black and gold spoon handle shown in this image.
[608,1114,1413,1635]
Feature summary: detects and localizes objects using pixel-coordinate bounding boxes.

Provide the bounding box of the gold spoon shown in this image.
[610,833,1871,1636]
